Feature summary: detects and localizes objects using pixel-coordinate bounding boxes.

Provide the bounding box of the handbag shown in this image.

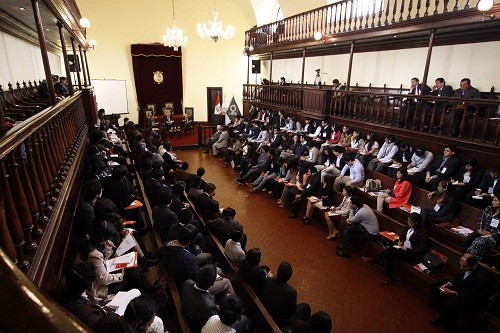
[422,252,446,273]
[365,179,382,192]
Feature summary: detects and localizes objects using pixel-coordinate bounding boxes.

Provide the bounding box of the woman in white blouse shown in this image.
[324,186,354,240]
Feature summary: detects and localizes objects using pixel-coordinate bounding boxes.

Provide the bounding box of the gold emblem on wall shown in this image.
[153,71,164,84]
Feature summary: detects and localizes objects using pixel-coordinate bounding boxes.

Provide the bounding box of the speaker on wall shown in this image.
[251,60,261,74]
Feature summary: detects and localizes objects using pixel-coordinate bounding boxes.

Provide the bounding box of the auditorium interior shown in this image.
[0,0,499,332]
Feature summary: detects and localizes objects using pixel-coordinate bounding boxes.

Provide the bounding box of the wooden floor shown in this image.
[175,149,442,333]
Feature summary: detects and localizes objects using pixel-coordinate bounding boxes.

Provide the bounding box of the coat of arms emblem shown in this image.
[153,71,164,84]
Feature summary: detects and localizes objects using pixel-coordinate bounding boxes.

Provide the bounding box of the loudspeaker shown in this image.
[68,54,80,72]
[251,60,261,74]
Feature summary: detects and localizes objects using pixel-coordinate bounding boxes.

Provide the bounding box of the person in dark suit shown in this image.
[289,166,321,220]
[398,77,431,128]
[101,164,136,209]
[466,165,500,209]
[143,167,170,205]
[152,189,178,242]
[362,213,429,284]
[188,177,220,221]
[206,207,247,250]
[412,145,461,191]
[421,179,459,227]
[262,261,311,329]
[422,77,454,130]
[63,262,106,329]
[450,158,484,202]
[448,78,481,136]
[74,180,103,243]
[429,253,489,333]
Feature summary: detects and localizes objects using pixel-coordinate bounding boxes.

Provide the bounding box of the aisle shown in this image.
[175,149,440,333]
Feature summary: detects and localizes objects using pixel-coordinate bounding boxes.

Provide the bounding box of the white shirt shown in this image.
[224,240,246,263]
[202,315,236,333]
[340,159,365,184]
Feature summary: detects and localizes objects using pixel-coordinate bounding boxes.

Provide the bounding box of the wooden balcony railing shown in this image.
[0,92,88,288]
[243,84,500,144]
[245,0,496,52]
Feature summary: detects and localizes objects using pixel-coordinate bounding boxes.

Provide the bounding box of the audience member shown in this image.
[355,132,379,167]
[336,196,379,258]
[239,248,272,298]
[290,311,332,333]
[289,166,321,221]
[422,77,454,130]
[420,180,458,227]
[224,230,246,265]
[367,134,398,172]
[466,165,500,209]
[412,145,461,191]
[362,213,429,284]
[262,261,311,329]
[333,154,365,190]
[201,294,251,333]
[324,186,354,240]
[450,158,483,202]
[376,167,413,212]
[448,78,481,136]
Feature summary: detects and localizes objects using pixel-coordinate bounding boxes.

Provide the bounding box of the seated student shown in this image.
[196,167,217,195]
[363,213,429,284]
[274,159,299,205]
[290,311,332,333]
[336,196,379,258]
[299,141,320,170]
[367,134,398,173]
[386,141,412,178]
[188,176,220,221]
[346,129,363,154]
[101,164,136,209]
[355,132,379,167]
[450,158,484,202]
[289,166,321,222]
[405,146,434,176]
[202,294,251,333]
[428,253,489,333]
[320,145,347,184]
[250,154,282,193]
[93,295,164,333]
[170,182,191,214]
[462,193,499,261]
[167,208,206,253]
[63,262,107,328]
[74,180,103,244]
[324,186,354,240]
[143,167,170,205]
[333,154,365,191]
[466,165,500,209]
[152,189,179,242]
[239,248,273,298]
[82,221,155,303]
[319,123,341,153]
[224,230,246,265]
[376,167,413,212]
[181,265,222,332]
[338,125,352,148]
[421,180,458,227]
[206,207,247,250]
[412,145,461,191]
[236,146,272,185]
[262,261,311,329]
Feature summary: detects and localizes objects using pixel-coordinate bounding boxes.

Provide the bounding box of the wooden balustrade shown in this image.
[245,0,494,51]
[243,84,500,144]
[0,92,88,278]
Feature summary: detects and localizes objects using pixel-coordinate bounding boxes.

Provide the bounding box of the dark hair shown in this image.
[178,224,197,244]
[222,207,236,218]
[463,253,477,267]
[365,132,377,151]
[123,296,158,328]
[308,165,318,174]
[332,145,345,154]
[491,165,500,174]
[306,141,315,148]
[219,294,243,326]
[94,198,119,221]
[465,158,478,168]
[301,311,332,333]
[397,167,411,182]
[415,147,425,157]
[460,78,471,85]
[350,196,363,208]
[151,167,164,180]
[111,164,128,180]
[196,167,205,177]
[66,262,96,296]
[277,261,292,282]
[345,154,356,162]
[385,134,396,143]
[399,141,409,150]
[412,77,420,82]
[332,79,340,84]
[245,248,262,266]
[435,77,445,84]
[86,220,119,258]
[230,229,243,242]
[444,144,457,153]
[82,180,103,202]
[193,176,202,189]
[178,208,193,225]
[408,212,422,228]
[153,187,172,207]
[172,183,185,195]
[343,186,354,197]
[196,264,217,290]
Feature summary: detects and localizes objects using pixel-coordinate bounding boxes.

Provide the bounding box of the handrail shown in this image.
[244,0,499,53]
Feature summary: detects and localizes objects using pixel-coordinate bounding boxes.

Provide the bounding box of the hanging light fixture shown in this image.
[196,0,235,42]
[163,0,187,51]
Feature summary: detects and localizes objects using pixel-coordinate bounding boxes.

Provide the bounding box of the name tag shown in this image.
[441,167,447,174]
[491,218,499,228]
[488,186,494,194]
[463,176,471,183]
[434,204,440,212]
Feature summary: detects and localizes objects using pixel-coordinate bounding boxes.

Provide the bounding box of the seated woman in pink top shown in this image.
[376,167,413,212]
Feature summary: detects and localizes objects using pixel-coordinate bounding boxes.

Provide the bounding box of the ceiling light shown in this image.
[163,0,187,51]
[197,0,234,42]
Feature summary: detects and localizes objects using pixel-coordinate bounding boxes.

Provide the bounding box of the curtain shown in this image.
[131,44,183,125]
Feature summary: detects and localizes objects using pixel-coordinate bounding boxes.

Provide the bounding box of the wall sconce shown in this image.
[314,31,322,41]
[89,39,97,50]
[478,0,495,18]
[79,17,91,28]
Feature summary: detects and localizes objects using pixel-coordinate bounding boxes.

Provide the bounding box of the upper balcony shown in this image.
[244,0,500,58]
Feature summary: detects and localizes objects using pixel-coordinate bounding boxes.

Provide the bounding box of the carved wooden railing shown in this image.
[245,0,497,52]
[0,91,88,290]
[243,84,500,144]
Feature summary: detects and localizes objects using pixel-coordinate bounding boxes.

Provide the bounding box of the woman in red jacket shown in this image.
[376,167,413,212]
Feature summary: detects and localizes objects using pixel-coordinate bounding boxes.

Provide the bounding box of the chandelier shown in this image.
[162,0,187,51]
[196,0,235,42]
